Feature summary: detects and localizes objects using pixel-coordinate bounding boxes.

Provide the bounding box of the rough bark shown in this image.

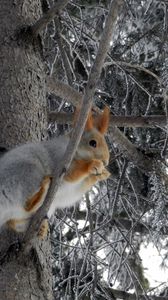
[0,0,47,148]
[0,1,53,299]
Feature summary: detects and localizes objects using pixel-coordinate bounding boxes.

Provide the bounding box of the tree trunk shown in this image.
[0,1,53,299]
[0,0,47,148]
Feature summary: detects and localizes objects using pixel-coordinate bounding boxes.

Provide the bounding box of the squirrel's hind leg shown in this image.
[6,218,29,232]
[6,176,52,233]
[7,217,49,236]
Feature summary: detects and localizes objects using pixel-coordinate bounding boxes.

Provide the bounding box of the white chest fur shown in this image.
[47,179,84,217]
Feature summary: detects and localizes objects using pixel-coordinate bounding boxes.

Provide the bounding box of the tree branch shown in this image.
[109,126,151,172]
[54,18,74,85]
[104,60,162,85]
[48,112,166,128]
[47,78,83,106]
[30,0,70,37]
[23,0,123,246]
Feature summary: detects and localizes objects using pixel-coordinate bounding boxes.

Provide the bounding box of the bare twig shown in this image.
[104,60,162,85]
[110,160,128,216]
[23,0,123,246]
[105,287,167,300]
[161,89,168,157]
[55,18,74,85]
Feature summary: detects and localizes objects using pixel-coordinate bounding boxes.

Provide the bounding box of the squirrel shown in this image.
[0,107,110,235]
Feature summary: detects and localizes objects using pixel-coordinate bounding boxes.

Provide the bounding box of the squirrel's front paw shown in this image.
[98,168,111,181]
[89,159,104,175]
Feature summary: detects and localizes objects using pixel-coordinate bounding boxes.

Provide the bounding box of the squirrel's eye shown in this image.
[89,140,97,148]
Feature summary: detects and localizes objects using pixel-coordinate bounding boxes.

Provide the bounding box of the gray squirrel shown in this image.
[0,108,110,234]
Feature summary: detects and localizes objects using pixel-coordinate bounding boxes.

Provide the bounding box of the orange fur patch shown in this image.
[85,110,93,131]
[6,218,27,231]
[38,219,49,239]
[65,160,91,182]
[25,176,51,212]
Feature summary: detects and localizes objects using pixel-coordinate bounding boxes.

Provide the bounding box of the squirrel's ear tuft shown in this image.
[85,110,94,131]
[95,106,110,134]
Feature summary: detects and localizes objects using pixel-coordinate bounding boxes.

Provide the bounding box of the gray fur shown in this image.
[0,135,69,228]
